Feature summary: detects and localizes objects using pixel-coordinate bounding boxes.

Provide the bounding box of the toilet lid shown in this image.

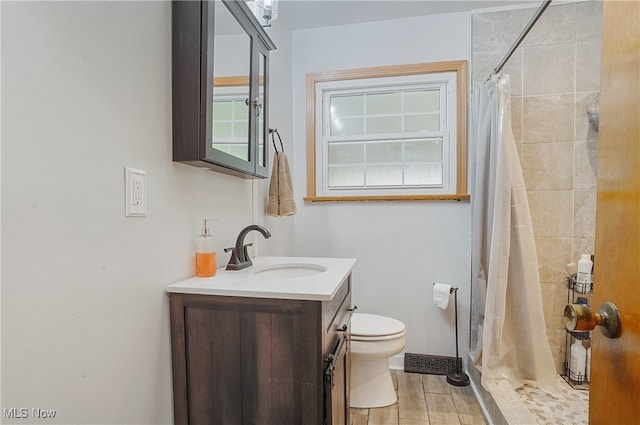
[351,313,405,337]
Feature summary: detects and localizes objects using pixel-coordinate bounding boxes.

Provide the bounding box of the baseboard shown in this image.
[388,353,405,370]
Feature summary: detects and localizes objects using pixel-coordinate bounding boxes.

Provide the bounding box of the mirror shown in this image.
[211,1,251,162]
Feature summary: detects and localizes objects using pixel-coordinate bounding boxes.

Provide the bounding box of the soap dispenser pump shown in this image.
[196,219,217,277]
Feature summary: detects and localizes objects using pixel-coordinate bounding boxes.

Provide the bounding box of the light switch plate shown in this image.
[125,167,147,217]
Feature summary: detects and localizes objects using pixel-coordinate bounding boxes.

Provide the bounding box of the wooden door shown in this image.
[590,1,640,423]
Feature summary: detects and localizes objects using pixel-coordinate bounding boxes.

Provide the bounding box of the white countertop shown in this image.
[166,256,357,301]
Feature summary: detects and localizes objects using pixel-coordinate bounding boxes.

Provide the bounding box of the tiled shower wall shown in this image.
[472,1,602,371]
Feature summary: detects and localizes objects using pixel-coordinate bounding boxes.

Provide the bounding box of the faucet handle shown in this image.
[242,243,253,263]
[224,247,240,269]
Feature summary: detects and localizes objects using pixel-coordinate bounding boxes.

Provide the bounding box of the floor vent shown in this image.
[403,353,461,375]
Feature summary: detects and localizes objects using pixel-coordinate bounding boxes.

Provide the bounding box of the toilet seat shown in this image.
[351,313,406,341]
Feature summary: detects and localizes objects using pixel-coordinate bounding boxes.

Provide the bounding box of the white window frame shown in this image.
[304,61,468,202]
[316,73,456,197]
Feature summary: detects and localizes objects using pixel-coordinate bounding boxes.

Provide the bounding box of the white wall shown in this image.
[258,20,296,254]
[291,14,473,358]
[1,2,293,423]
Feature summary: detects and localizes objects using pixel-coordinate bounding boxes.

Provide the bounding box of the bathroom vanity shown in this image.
[167,257,356,425]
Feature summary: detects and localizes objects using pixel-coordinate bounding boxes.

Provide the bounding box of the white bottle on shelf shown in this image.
[576,254,593,293]
[570,340,587,382]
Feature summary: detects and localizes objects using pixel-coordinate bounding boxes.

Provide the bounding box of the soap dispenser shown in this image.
[196,219,217,277]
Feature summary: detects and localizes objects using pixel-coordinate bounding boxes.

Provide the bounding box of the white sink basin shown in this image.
[250,263,327,279]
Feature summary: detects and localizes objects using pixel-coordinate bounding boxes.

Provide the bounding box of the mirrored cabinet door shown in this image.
[172,0,276,179]
[255,48,269,176]
[211,1,251,168]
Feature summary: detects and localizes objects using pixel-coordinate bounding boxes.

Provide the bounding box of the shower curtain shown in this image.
[470,74,557,392]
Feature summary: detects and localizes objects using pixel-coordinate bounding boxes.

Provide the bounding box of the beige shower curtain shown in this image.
[471,75,557,392]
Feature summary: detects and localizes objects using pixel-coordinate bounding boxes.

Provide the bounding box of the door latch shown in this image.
[564,301,622,338]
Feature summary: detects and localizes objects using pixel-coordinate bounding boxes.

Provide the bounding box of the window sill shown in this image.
[303,194,470,202]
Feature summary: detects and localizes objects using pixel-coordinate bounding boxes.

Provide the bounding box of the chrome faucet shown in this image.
[224,225,271,270]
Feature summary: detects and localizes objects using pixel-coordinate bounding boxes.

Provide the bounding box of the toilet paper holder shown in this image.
[432,283,456,294]
[432,283,469,386]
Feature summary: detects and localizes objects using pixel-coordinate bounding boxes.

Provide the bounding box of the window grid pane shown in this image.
[212,98,249,160]
[327,138,444,189]
[329,87,443,139]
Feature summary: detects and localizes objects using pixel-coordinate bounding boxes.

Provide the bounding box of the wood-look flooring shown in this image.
[350,371,487,425]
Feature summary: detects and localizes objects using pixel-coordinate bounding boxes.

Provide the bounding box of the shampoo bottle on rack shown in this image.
[196,219,217,277]
[576,254,592,293]
[570,340,587,382]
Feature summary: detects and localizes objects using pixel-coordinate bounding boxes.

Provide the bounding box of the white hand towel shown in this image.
[433,283,452,310]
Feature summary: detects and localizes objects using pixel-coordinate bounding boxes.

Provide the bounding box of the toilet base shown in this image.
[350,354,397,408]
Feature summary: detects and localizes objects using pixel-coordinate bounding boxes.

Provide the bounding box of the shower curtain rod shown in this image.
[491,0,552,76]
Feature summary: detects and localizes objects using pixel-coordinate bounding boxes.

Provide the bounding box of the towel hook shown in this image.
[269,128,284,153]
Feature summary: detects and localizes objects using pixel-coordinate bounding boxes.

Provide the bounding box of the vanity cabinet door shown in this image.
[171,0,276,179]
[169,293,324,425]
[321,277,352,425]
[324,334,349,425]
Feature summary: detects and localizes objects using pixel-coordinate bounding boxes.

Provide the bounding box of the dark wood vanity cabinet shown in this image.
[169,276,352,425]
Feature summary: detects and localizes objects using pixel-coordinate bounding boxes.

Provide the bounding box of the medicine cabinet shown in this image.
[172,0,276,178]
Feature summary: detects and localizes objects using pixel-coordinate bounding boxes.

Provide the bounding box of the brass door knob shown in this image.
[564,302,622,338]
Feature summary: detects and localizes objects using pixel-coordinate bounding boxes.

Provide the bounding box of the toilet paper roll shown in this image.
[433,282,452,310]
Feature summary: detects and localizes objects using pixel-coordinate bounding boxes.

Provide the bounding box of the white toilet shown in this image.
[349,313,406,408]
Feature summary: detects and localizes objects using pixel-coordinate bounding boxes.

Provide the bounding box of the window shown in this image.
[305,61,468,201]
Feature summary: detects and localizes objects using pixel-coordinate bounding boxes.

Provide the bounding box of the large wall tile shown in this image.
[511,95,523,144]
[472,50,523,95]
[577,1,603,42]
[575,91,600,141]
[472,52,494,90]
[545,327,567,372]
[536,237,572,283]
[576,40,601,92]
[541,282,567,327]
[523,3,576,47]
[573,189,596,238]
[574,140,598,190]
[523,94,574,143]
[573,237,595,267]
[472,9,524,53]
[523,44,575,95]
[521,142,573,190]
[528,190,573,238]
